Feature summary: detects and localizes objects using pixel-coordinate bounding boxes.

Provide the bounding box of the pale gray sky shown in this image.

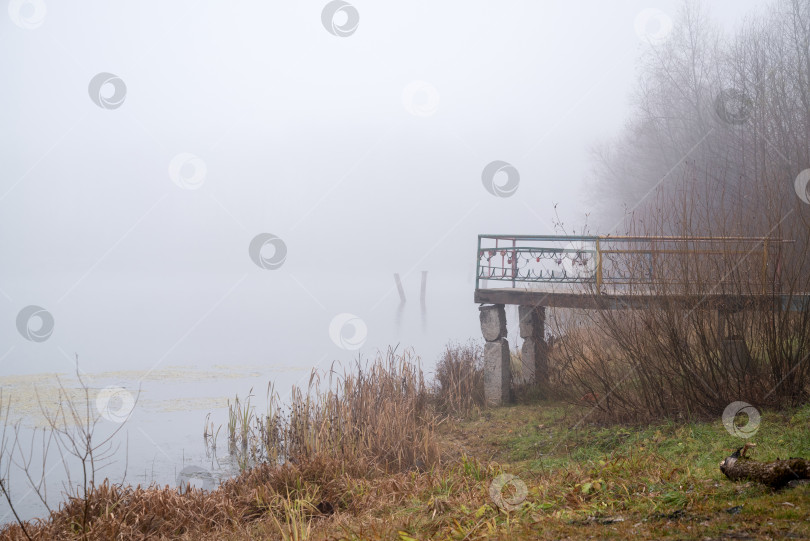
[1,0,768,375]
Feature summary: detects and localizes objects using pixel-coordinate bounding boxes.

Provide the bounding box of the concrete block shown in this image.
[484,338,511,405]
[722,338,752,373]
[518,305,545,339]
[479,304,507,342]
[521,337,549,384]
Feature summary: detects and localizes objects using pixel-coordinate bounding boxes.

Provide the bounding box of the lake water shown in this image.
[0,270,530,523]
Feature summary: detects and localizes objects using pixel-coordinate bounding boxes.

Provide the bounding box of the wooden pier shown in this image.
[474,234,808,405]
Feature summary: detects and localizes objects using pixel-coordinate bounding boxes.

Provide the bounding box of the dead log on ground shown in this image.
[720,443,810,489]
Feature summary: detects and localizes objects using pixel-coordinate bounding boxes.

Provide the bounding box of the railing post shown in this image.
[595,238,603,293]
[511,238,517,288]
[475,235,481,291]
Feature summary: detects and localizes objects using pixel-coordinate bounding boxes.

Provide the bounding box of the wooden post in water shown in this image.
[420,271,428,333]
[394,273,406,332]
[394,273,406,303]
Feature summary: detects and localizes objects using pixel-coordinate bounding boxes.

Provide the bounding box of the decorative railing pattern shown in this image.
[476,235,791,294]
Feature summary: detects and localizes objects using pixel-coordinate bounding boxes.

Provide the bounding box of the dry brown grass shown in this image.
[431,341,485,417]
[0,454,424,540]
[2,371,809,539]
[252,346,440,473]
[0,347,456,540]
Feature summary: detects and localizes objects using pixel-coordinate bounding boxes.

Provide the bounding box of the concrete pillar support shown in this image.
[518,305,548,384]
[479,304,510,405]
[479,304,507,341]
[718,308,752,373]
[483,338,511,406]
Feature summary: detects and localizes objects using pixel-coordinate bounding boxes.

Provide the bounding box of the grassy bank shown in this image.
[425,402,810,540]
[1,345,808,539]
[3,403,809,539]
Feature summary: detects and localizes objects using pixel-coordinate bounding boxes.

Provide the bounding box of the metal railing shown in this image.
[475,235,793,294]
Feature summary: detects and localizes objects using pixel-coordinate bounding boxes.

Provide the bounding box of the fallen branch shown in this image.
[720,443,810,489]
